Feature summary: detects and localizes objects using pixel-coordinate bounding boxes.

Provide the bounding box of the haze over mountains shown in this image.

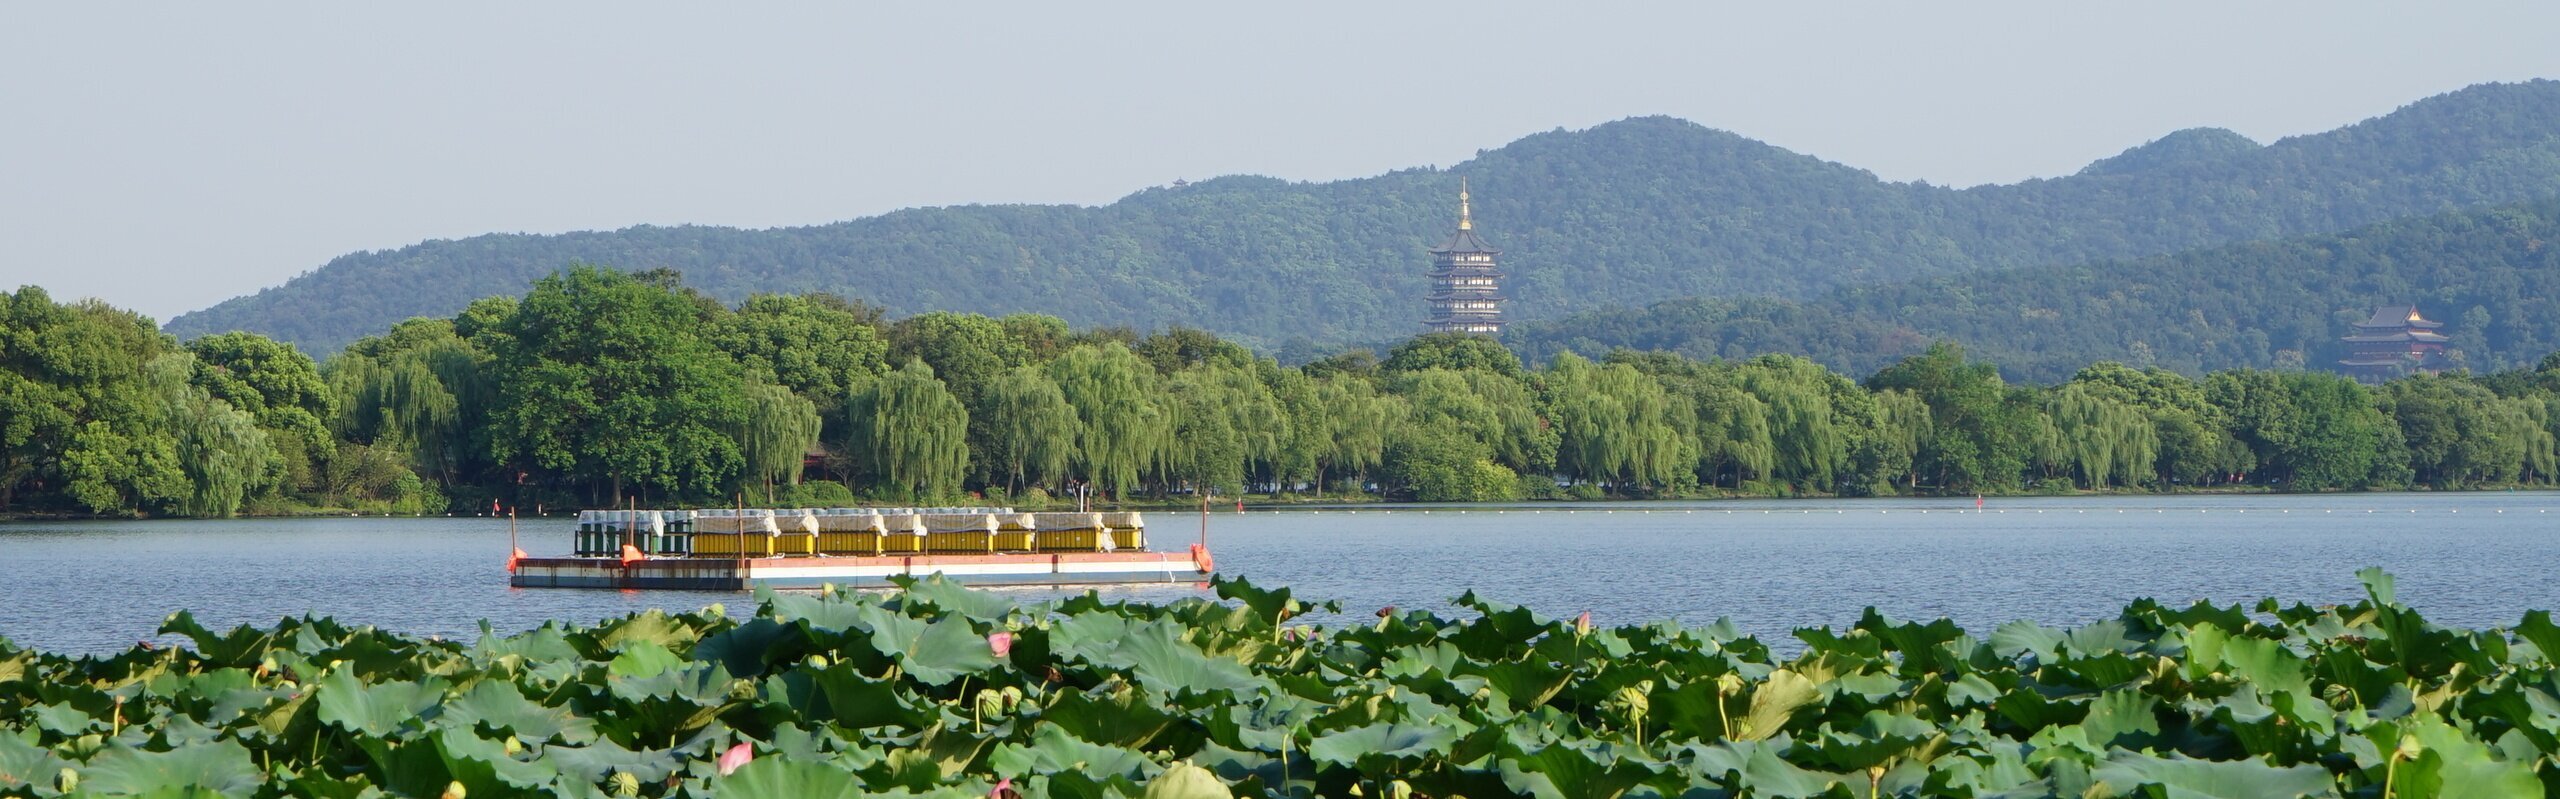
[169,81,2560,369]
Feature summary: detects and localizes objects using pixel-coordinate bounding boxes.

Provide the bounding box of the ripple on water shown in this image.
[1,491,2556,654]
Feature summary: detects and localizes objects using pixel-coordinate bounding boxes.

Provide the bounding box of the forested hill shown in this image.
[170,80,2560,355]
[1509,197,2560,383]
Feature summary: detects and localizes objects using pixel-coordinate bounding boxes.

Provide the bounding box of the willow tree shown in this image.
[1868,389,1933,491]
[2045,383,2158,489]
[149,353,278,517]
[1544,354,1691,493]
[1307,376,1401,495]
[1157,367,1248,495]
[735,377,823,502]
[1697,385,1773,490]
[1048,343,1162,500]
[983,365,1079,495]
[1739,357,1846,490]
[844,360,969,501]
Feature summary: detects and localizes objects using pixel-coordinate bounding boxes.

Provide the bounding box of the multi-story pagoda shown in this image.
[1424,178,1506,335]
[2338,305,2451,383]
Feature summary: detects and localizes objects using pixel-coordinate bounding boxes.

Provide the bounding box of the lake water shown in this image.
[3,492,2556,655]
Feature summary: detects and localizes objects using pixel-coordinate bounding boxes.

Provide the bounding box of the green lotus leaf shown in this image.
[712,755,869,799]
[805,661,934,730]
[0,731,68,793]
[431,726,559,793]
[873,614,998,688]
[893,575,1022,623]
[1496,739,1664,799]
[2359,567,2398,606]
[1456,656,1572,713]
[2379,715,2542,799]
[1212,575,1296,627]
[1082,619,1263,697]
[608,641,683,679]
[75,741,262,798]
[471,621,580,664]
[989,723,1160,781]
[1989,620,2067,662]
[1447,593,1554,657]
[692,617,796,677]
[594,609,700,654]
[1739,669,1821,741]
[312,668,443,737]
[536,737,687,785]
[2088,751,2335,798]
[1797,709,1936,771]
[760,588,877,633]
[31,702,100,737]
[1307,721,1457,769]
[1142,762,1232,799]
[440,680,598,746]
[1044,688,1183,749]
[156,611,273,668]
[2079,688,2163,750]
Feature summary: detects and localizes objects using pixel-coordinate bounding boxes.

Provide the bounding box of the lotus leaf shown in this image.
[75,741,262,798]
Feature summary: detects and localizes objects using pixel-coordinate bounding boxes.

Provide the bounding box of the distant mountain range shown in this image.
[1509,197,2560,382]
[167,81,2560,359]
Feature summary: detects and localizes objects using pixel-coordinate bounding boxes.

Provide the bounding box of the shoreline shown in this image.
[8,483,2557,522]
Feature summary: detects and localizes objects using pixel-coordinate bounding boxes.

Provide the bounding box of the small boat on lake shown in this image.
[508,507,1212,590]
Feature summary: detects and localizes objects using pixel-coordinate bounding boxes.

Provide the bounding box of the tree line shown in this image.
[8,267,2560,517]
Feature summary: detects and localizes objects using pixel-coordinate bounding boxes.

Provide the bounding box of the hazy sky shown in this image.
[5,3,2558,323]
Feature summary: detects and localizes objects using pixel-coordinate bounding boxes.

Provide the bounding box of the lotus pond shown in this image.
[3,571,2558,798]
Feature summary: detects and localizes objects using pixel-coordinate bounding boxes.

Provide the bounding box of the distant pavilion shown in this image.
[2338,305,2451,383]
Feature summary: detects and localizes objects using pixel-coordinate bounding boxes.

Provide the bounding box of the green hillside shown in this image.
[166,81,2560,355]
[1510,198,2560,383]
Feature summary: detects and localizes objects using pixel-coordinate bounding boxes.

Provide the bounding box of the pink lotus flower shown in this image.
[991,777,1017,799]
[988,631,1014,657]
[717,742,752,776]
[1575,612,1593,636]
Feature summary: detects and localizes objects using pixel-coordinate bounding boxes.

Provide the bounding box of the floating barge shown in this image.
[509,507,1212,590]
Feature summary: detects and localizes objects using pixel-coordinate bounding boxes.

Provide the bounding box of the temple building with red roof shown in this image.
[2338,305,2451,383]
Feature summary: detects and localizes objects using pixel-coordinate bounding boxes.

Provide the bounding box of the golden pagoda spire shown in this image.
[1458,176,1473,231]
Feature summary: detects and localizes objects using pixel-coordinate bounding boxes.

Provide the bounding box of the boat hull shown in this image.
[509,551,1203,590]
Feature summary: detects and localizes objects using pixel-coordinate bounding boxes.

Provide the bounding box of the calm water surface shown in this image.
[3,492,2555,654]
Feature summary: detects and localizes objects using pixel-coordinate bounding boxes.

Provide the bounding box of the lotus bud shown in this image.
[1389,780,1413,799]
[55,768,76,794]
[807,654,830,669]
[991,777,1018,799]
[1348,783,1364,797]
[1575,612,1593,636]
[1001,685,1025,712]
[503,737,521,756]
[2396,734,2423,759]
[1281,599,1302,620]
[1375,605,1396,618]
[441,781,468,799]
[988,631,1015,658]
[717,742,753,776]
[609,770,641,797]
[257,655,278,678]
